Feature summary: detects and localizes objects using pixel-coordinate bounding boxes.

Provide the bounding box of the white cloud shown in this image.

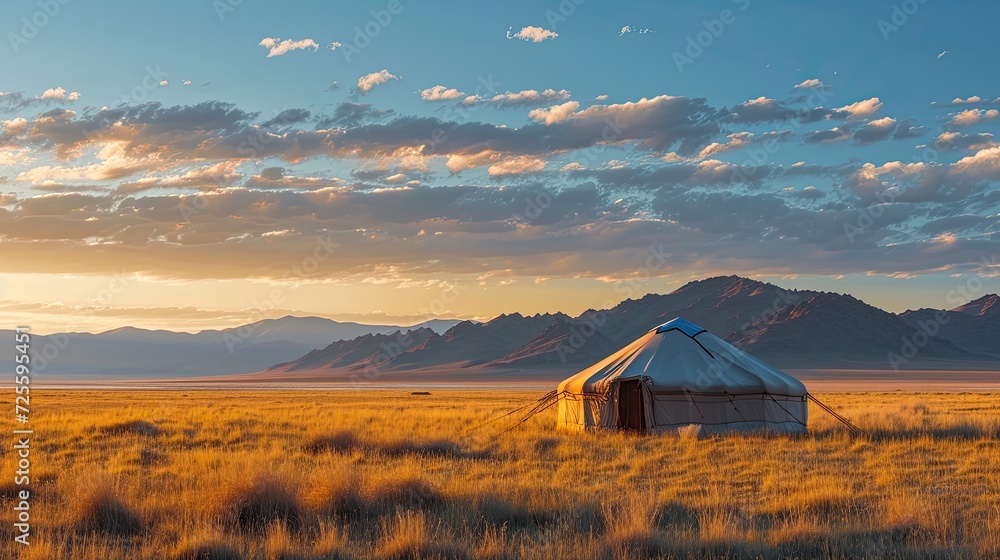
[951,96,982,105]
[571,95,682,122]
[528,100,580,125]
[445,150,502,173]
[420,85,465,101]
[487,156,546,176]
[698,132,754,159]
[856,161,926,182]
[867,116,897,128]
[0,147,30,166]
[17,162,132,184]
[934,131,995,151]
[836,97,882,118]
[620,26,654,36]
[259,37,320,57]
[118,161,243,193]
[159,80,169,87]
[793,78,824,89]
[2,117,28,136]
[384,173,406,183]
[507,26,558,43]
[951,109,980,126]
[462,88,570,108]
[369,186,414,194]
[949,108,999,126]
[594,94,608,101]
[742,96,776,106]
[936,131,960,145]
[182,80,192,86]
[952,146,1000,179]
[357,70,401,93]
[40,87,80,101]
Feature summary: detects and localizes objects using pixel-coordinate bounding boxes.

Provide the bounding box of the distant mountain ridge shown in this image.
[0,317,462,379]
[9,278,999,379]
[271,328,440,372]
[899,294,1000,360]
[92,316,461,348]
[951,294,999,317]
[483,317,620,368]
[269,277,999,376]
[383,312,571,370]
[727,291,981,367]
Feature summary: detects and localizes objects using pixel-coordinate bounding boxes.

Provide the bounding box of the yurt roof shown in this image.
[557,318,806,397]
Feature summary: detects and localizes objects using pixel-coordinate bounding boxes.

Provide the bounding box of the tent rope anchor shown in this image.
[503,390,564,433]
[807,393,863,436]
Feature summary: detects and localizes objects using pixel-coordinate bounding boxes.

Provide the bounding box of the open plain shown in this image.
[2,389,998,559]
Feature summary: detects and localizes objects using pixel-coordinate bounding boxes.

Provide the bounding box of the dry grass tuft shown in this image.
[474,525,513,560]
[304,467,364,518]
[697,507,744,544]
[100,419,162,437]
[140,446,167,467]
[532,436,561,455]
[602,494,664,558]
[473,494,539,530]
[19,540,60,560]
[364,474,444,510]
[760,472,856,518]
[768,514,826,548]
[305,430,463,458]
[216,472,301,531]
[882,490,931,536]
[67,474,144,537]
[264,522,308,560]
[0,479,23,502]
[376,511,468,560]
[174,539,244,560]
[379,438,463,458]
[676,423,701,440]
[312,520,349,559]
[652,500,699,530]
[304,430,362,454]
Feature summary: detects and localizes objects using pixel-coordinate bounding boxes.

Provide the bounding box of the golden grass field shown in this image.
[2,389,999,559]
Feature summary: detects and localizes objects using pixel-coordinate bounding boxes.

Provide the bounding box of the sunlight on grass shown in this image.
[3,389,999,558]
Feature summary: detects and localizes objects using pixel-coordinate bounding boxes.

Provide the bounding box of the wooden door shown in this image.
[617,379,646,432]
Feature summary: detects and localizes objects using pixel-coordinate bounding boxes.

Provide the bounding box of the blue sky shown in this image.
[1,0,999,332]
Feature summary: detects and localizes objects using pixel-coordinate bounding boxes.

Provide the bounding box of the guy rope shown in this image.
[807,393,863,436]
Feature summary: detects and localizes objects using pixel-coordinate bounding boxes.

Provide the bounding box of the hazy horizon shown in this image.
[9,273,997,336]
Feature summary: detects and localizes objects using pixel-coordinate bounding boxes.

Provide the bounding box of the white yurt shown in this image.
[556,318,808,434]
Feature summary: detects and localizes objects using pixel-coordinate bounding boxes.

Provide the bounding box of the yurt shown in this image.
[556,318,808,434]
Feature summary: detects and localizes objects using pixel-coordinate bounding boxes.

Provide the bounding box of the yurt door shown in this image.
[617,379,646,432]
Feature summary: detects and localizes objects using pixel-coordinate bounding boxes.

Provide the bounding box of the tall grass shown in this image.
[3,390,999,559]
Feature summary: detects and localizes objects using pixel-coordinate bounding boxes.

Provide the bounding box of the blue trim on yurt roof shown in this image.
[653,317,706,337]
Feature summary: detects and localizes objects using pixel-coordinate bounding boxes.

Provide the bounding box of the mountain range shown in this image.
[0,317,461,378]
[8,276,999,379]
[898,294,1000,361]
[269,276,998,378]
